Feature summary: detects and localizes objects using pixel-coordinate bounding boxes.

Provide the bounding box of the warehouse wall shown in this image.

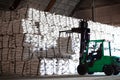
[73,3,120,26]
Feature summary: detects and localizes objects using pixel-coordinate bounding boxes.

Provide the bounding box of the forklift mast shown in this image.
[72,20,90,64]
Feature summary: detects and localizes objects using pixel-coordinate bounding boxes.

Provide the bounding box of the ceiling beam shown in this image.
[44,0,56,12]
[92,0,95,21]
[69,0,81,17]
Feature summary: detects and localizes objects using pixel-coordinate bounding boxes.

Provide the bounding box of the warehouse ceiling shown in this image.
[0,0,120,25]
[0,0,22,10]
[0,0,120,14]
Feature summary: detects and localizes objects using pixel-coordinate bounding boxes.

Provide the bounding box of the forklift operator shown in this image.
[89,43,102,61]
[96,43,102,59]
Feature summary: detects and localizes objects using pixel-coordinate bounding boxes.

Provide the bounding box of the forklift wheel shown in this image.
[113,71,119,75]
[103,65,114,76]
[77,64,87,75]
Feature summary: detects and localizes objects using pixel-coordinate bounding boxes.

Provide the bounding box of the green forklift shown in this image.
[60,20,120,76]
[78,39,120,75]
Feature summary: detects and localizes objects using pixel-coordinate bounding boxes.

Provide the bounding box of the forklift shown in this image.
[59,20,120,76]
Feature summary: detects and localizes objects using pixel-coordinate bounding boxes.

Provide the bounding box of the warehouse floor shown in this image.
[0,74,120,80]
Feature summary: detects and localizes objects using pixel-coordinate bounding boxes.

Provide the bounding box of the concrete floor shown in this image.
[0,75,120,80]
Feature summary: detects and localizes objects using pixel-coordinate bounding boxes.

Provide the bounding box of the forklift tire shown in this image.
[77,64,87,75]
[103,65,114,76]
[113,66,119,75]
[113,71,119,75]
